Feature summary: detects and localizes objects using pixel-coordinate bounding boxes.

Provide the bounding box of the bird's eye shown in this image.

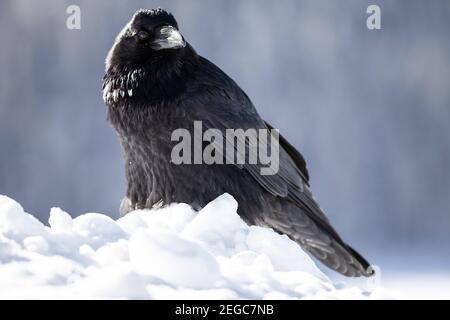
[137,30,150,41]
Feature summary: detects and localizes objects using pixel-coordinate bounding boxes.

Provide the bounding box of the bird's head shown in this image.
[105,8,187,71]
[103,9,197,105]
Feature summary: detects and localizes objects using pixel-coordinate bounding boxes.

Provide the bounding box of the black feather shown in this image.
[103,9,373,277]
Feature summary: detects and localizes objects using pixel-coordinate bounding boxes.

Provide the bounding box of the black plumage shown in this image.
[103,9,373,277]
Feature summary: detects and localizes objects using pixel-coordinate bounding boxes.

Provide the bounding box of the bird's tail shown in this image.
[305,236,374,277]
[264,199,374,277]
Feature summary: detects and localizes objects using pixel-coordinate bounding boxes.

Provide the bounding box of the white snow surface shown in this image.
[0,193,385,299]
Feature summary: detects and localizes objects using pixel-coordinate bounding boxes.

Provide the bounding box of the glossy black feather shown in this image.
[103,9,373,277]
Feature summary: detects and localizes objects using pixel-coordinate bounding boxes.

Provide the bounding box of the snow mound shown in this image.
[0,194,380,299]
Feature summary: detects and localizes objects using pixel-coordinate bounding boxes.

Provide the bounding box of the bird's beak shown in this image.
[151,25,186,50]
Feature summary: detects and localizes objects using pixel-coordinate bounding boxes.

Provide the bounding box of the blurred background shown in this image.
[1,0,449,296]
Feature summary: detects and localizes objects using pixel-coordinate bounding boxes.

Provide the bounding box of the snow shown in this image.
[0,193,385,299]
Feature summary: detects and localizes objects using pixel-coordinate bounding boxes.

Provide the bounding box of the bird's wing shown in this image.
[264,121,309,183]
[182,57,372,276]
[184,57,328,223]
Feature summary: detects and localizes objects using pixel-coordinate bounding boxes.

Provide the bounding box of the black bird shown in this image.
[103,8,373,277]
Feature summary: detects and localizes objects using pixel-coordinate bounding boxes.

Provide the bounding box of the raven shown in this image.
[103,8,373,277]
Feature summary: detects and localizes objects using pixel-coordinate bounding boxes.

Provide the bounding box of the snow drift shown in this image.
[0,193,382,299]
